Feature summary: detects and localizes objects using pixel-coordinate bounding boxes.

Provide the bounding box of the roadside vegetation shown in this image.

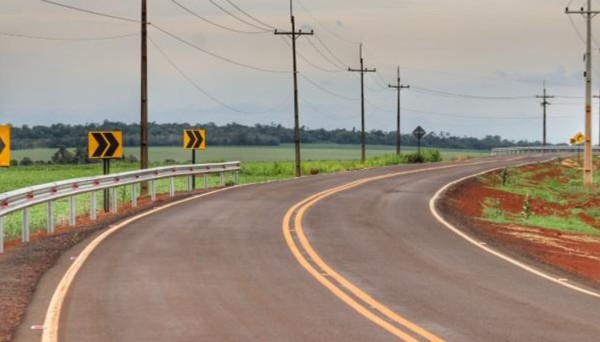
[478,157,600,235]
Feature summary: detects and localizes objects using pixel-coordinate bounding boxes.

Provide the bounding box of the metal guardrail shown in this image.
[0,161,241,253]
[491,146,600,156]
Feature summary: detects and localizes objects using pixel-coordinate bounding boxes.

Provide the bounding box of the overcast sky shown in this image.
[0,0,598,143]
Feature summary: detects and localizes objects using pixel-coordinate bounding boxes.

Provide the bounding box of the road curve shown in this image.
[30,156,600,341]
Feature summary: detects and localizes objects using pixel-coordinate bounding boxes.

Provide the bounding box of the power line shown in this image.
[207,0,271,31]
[279,37,342,73]
[149,36,288,115]
[411,86,536,100]
[295,0,358,45]
[37,0,140,23]
[0,30,138,41]
[304,38,346,70]
[169,0,268,34]
[150,23,289,74]
[299,72,359,100]
[313,34,349,68]
[223,0,276,30]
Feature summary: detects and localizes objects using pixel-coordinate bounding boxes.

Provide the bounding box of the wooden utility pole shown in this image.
[141,0,149,193]
[274,0,313,177]
[566,2,599,186]
[536,82,554,149]
[594,89,600,146]
[348,44,376,162]
[388,67,410,156]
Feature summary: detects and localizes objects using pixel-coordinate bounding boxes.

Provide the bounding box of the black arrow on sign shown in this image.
[192,130,204,149]
[185,130,196,149]
[104,132,120,157]
[92,132,109,157]
[0,136,5,155]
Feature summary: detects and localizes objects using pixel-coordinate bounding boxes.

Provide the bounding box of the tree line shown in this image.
[9,120,543,151]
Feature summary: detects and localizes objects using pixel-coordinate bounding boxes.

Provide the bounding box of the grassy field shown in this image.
[12,144,488,163]
[479,157,600,235]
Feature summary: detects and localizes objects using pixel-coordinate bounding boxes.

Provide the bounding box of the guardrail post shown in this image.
[188,176,193,192]
[47,201,55,234]
[111,188,117,213]
[132,184,137,208]
[204,174,208,191]
[23,208,30,243]
[169,177,175,197]
[0,216,4,253]
[151,180,156,202]
[90,192,97,221]
[69,195,76,227]
[235,170,239,185]
[220,172,224,187]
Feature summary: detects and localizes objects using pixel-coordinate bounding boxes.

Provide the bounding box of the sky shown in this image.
[0,0,598,143]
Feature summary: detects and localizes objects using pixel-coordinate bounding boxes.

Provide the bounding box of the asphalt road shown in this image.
[20,156,600,341]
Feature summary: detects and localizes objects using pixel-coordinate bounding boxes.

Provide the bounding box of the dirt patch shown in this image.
[0,189,219,342]
[440,167,600,289]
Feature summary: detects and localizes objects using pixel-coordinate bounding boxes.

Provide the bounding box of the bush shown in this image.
[19,157,33,166]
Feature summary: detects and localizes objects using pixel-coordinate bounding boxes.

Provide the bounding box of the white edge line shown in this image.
[429,158,600,299]
[41,185,243,342]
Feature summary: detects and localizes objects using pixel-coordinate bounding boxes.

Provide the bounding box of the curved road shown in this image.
[22,156,600,341]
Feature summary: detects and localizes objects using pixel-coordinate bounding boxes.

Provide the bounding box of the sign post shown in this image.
[570,132,585,163]
[0,126,10,168]
[412,126,426,160]
[183,129,206,190]
[88,131,123,212]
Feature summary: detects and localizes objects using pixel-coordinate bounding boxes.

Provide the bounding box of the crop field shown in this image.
[12,144,487,163]
[0,145,485,242]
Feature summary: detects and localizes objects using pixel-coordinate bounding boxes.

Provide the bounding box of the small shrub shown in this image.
[309,168,320,175]
[521,194,532,220]
[225,180,235,187]
[500,168,509,186]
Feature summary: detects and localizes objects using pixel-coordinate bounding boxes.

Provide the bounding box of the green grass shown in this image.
[479,157,600,235]
[11,144,487,163]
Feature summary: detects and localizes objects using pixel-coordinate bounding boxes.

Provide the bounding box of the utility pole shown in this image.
[566,2,598,187]
[536,82,554,149]
[388,67,410,156]
[594,89,600,146]
[348,44,376,162]
[274,0,313,178]
[140,0,149,193]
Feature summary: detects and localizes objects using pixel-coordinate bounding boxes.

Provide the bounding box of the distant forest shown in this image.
[10,121,544,150]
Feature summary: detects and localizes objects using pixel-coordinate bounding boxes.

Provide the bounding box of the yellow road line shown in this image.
[282,162,497,341]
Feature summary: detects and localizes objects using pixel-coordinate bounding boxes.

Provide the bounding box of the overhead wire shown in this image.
[222,0,276,30]
[169,0,268,34]
[149,36,288,115]
[207,0,271,32]
[37,0,140,23]
[150,23,289,74]
[279,36,342,73]
[299,72,359,101]
[411,86,536,100]
[304,38,347,71]
[295,0,358,45]
[0,30,138,41]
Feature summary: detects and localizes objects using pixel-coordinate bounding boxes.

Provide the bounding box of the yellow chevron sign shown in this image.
[88,131,123,159]
[0,125,10,167]
[183,129,206,150]
[570,132,585,145]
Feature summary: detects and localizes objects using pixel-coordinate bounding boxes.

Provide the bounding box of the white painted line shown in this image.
[429,160,600,299]
[42,186,242,342]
